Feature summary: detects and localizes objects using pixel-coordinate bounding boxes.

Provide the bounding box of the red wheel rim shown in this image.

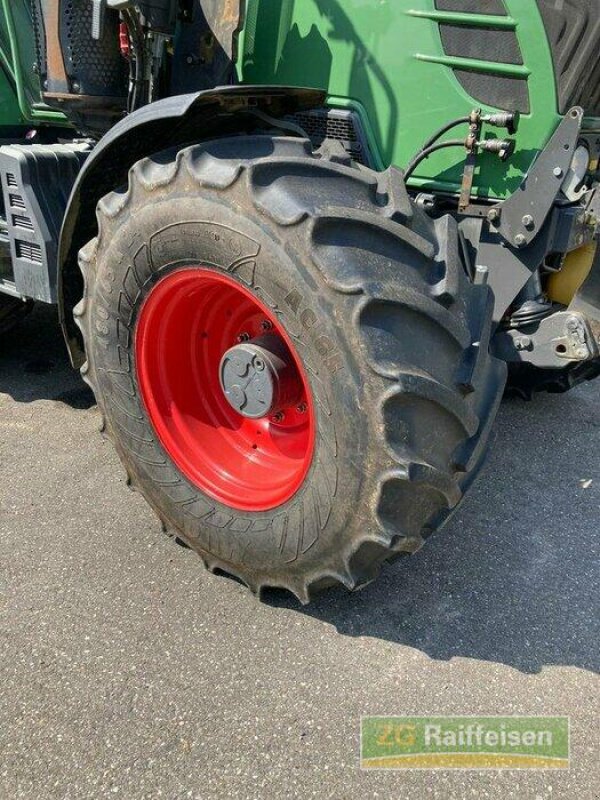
[135,268,316,511]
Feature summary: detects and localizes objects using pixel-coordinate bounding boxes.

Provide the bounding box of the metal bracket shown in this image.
[458,112,481,213]
[493,311,598,368]
[487,107,584,249]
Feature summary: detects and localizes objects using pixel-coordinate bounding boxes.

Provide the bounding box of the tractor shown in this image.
[0,1,598,602]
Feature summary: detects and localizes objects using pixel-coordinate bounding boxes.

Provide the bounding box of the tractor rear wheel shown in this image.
[75,135,506,601]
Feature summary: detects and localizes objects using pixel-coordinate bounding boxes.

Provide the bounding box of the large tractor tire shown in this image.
[75,135,506,602]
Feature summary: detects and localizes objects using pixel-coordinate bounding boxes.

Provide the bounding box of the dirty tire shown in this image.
[75,135,506,602]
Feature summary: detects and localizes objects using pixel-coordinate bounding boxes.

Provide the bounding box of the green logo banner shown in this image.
[361,716,570,770]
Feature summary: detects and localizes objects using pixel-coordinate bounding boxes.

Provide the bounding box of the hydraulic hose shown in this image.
[404,139,466,181]
[417,116,470,155]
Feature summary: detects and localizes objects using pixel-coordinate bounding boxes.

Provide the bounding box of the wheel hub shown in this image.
[219,335,302,419]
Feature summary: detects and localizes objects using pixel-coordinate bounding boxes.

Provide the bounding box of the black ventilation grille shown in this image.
[438,25,523,66]
[16,240,42,264]
[0,143,90,303]
[30,0,46,82]
[60,0,127,97]
[454,71,529,115]
[12,214,35,231]
[9,194,26,209]
[434,0,530,114]
[435,0,506,13]
[286,109,372,167]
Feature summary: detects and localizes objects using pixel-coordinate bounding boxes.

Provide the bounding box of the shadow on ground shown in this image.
[0,303,95,409]
[266,380,600,675]
[3,304,599,674]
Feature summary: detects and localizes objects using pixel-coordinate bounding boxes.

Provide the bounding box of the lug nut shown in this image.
[514,234,527,248]
[261,320,273,332]
[237,332,250,343]
[297,402,308,413]
[272,411,285,423]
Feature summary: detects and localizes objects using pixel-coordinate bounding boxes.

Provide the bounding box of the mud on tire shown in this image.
[75,135,506,602]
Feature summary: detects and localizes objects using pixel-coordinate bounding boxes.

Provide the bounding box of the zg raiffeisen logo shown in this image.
[360,716,570,769]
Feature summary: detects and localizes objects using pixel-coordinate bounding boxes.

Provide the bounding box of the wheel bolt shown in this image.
[522,214,535,230]
[297,402,308,413]
[272,411,285,423]
[514,233,527,248]
[261,320,273,331]
[515,336,531,351]
[237,332,250,343]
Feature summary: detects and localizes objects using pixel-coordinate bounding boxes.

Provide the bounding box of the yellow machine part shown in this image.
[547,242,597,306]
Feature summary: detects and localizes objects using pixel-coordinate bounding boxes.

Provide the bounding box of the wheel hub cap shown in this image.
[219,335,303,419]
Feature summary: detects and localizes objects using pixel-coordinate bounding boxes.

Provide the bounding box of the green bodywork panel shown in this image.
[237,0,597,200]
[0,0,66,127]
[0,6,24,126]
[0,52,22,128]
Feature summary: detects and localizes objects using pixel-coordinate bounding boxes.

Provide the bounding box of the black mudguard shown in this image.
[58,85,325,367]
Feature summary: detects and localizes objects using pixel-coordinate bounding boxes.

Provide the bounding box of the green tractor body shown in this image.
[3,2,599,193]
[0,1,598,599]
[238,0,600,200]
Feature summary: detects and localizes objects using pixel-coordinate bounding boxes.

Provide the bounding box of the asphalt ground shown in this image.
[1,303,598,799]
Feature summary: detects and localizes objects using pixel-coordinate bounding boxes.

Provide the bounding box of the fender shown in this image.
[58,85,326,367]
